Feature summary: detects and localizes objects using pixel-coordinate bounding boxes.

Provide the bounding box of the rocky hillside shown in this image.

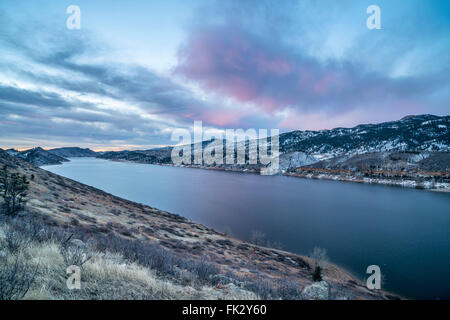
[96,115,450,182]
[8,147,69,166]
[307,151,450,172]
[98,147,172,164]
[4,147,96,166]
[99,114,448,165]
[0,150,395,300]
[279,114,449,159]
[47,147,97,158]
[287,150,450,190]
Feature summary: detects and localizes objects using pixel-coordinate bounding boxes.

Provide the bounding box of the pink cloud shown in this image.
[175,24,441,122]
[184,108,247,127]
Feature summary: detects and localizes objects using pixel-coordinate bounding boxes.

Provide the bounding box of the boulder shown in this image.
[278,152,318,172]
[302,281,330,300]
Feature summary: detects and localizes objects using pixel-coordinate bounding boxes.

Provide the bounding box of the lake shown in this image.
[42,157,450,299]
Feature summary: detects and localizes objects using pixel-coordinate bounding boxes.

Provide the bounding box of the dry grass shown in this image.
[0,216,260,300]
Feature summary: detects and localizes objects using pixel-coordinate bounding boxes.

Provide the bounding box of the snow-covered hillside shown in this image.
[279,114,449,159]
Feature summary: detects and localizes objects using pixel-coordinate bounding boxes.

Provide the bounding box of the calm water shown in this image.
[43,158,450,299]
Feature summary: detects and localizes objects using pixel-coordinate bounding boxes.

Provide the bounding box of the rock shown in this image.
[0,250,7,259]
[277,152,318,172]
[302,281,330,300]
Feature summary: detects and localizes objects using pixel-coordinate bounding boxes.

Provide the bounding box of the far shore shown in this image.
[57,156,450,193]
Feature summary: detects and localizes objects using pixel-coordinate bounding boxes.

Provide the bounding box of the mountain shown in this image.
[47,147,97,158]
[99,114,449,171]
[5,148,19,156]
[9,114,447,187]
[308,151,450,172]
[6,147,95,166]
[98,148,172,164]
[279,114,449,159]
[96,114,450,189]
[15,147,69,166]
[279,115,450,189]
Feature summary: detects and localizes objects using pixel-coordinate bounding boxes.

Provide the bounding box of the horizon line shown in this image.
[1,113,447,152]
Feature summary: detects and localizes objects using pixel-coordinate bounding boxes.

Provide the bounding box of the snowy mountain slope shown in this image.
[279,114,449,158]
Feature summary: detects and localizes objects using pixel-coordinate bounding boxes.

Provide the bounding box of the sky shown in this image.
[0,0,449,150]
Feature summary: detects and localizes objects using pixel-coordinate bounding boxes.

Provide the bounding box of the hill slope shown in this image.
[47,147,97,158]
[99,115,449,166]
[14,147,69,166]
[279,114,449,158]
[0,150,394,300]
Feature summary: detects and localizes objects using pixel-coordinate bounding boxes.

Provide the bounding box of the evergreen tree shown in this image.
[312,265,322,282]
[0,166,29,216]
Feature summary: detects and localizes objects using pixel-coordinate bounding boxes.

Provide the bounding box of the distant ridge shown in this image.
[47,147,97,158]
[98,114,449,165]
[5,114,449,171]
[14,147,69,166]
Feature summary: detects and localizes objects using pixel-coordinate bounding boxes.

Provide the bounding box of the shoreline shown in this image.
[36,156,407,299]
[284,171,450,193]
[97,157,450,193]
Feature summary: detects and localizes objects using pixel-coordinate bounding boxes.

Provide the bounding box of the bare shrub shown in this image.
[185,257,220,283]
[309,247,329,269]
[4,216,51,245]
[60,235,92,267]
[4,225,30,254]
[249,230,283,250]
[94,236,176,275]
[276,279,303,300]
[243,278,274,299]
[222,226,233,236]
[141,244,175,274]
[250,230,266,246]
[0,257,36,300]
[266,240,284,250]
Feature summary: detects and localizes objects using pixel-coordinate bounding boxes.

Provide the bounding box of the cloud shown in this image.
[175,23,450,127]
[0,16,244,148]
[1,0,449,149]
[0,85,73,108]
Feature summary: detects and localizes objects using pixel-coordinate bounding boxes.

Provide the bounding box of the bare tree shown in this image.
[250,230,266,246]
[309,247,329,282]
[309,247,329,269]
